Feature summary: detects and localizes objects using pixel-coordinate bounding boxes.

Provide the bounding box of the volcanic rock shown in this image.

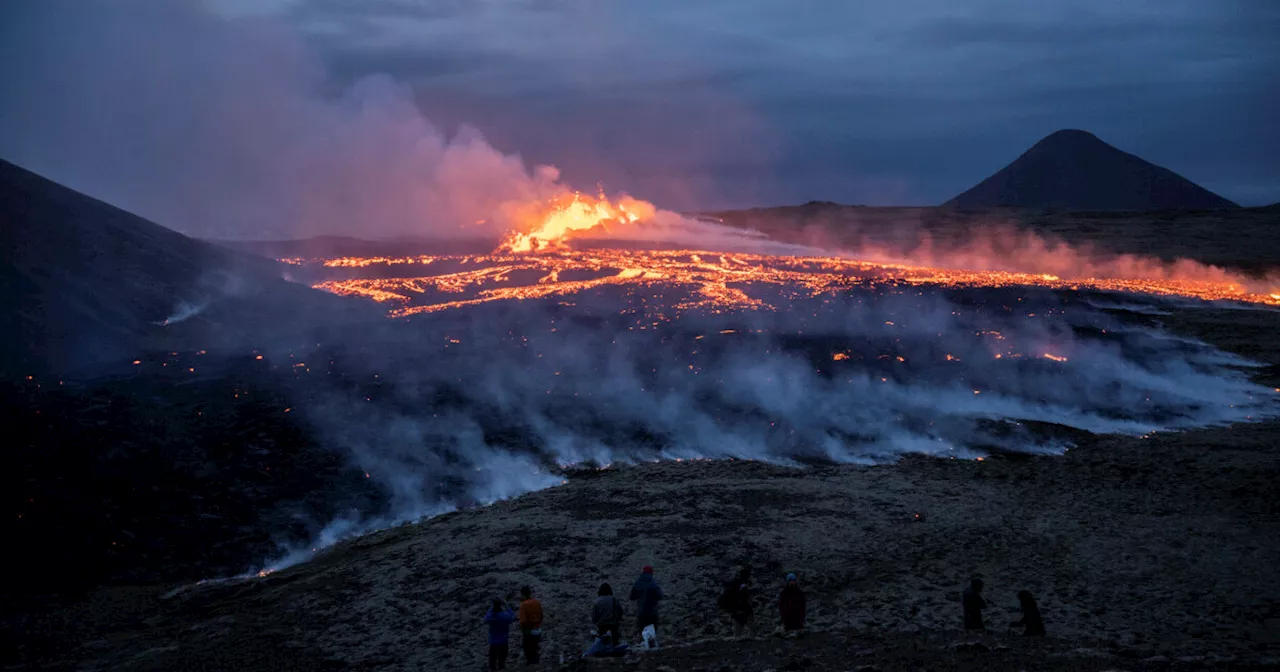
[944,129,1238,211]
[948,641,991,653]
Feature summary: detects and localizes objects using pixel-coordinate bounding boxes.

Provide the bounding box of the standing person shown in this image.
[778,573,806,632]
[723,567,754,638]
[630,565,664,640]
[517,586,544,664]
[1010,590,1045,636]
[483,597,517,671]
[962,579,987,631]
[592,583,625,646]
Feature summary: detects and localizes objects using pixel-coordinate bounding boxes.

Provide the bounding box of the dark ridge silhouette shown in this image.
[945,129,1239,211]
[0,158,376,377]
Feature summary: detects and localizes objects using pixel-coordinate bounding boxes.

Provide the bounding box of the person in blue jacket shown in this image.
[629,565,664,638]
[483,597,517,670]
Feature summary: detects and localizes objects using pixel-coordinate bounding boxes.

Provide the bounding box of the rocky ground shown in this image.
[6,288,1280,672]
[12,424,1280,670]
[9,306,1280,671]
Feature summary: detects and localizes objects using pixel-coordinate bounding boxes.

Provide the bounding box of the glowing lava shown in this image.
[499,192,651,253]
[308,248,1279,317]
[296,190,1280,314]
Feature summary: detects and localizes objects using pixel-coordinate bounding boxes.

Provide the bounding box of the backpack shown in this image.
[717,581,739,612]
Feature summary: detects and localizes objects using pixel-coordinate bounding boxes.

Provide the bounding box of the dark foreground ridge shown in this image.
[945,129,1239,211]
[9,408,1280,670]
[0,158,377,377]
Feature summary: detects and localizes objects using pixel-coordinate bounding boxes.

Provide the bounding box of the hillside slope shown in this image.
[0,158,376,376]
[945,130,1238,210]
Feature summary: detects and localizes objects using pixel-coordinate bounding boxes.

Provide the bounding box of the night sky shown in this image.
[2,0,1277,235]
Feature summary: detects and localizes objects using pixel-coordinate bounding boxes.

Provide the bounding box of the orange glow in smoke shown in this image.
[499,192,650,253]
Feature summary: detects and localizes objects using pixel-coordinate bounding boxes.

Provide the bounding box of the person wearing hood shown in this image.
[1010,590,1045,636]
[592,583,625,646]
[778,573,806,632]
[962,578,987,631]
[629,565,664,635]
[483,597,517,670]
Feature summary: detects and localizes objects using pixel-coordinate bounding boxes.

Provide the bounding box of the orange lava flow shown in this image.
[306,248,1280,317]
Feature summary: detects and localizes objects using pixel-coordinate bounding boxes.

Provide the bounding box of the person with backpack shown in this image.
[629,565,664,641]
[962,578,987,631]
[483,597,517,670]
[592,583,625,646]
[517,585,544,664]
[778,573,806,632]
[719,567,754,638]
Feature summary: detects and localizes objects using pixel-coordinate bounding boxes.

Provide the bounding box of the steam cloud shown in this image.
[257,283,1277,572]
[154,299,210,327]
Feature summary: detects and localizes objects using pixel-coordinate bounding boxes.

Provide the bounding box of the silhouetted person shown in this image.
[592,583,625,646]
[962,579,987,631]
[778,573,806,632]
[517,586,544,664]
[630,565,664,637]
[722,567,754,637]
[483,597,517,670]
[1010,590,1045,636]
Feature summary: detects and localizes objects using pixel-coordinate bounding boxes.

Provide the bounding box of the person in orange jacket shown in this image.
[517,585,544,665]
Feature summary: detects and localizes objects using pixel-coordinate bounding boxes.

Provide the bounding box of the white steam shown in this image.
[253,285,1278,572]
[154,299,210,327]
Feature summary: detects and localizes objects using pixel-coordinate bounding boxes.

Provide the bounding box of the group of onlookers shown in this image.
[481,568,1044,669]
[482,585,544,669]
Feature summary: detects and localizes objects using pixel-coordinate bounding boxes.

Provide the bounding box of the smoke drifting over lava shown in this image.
[253,264,1279,572]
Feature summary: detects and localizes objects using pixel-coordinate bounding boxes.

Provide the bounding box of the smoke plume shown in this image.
[0,0,595,241]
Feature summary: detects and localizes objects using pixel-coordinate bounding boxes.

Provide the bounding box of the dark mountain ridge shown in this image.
[0,158,377,377]
[945,129,1238,211]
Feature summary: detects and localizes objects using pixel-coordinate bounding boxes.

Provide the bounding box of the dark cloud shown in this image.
[5,0,1278,213]
[252,0,1277,207]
